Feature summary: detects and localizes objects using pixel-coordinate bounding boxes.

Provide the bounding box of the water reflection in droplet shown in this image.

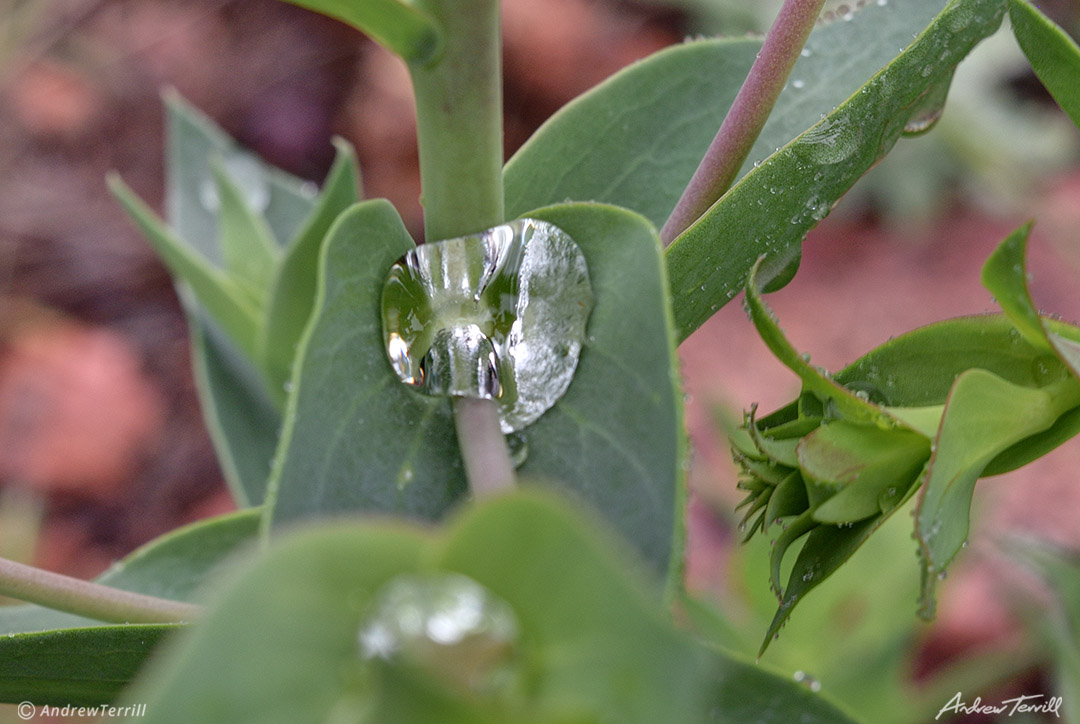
[381,218,593,432]
[358,572,519,692]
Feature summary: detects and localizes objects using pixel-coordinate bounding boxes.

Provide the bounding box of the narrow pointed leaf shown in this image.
[1009,0,1080,129]
[212,159,279,305]
[744,258,897,429]
[259,138,361,397]
[109,174,261,360]
[667,0,1007,340]
[163,90,316,260]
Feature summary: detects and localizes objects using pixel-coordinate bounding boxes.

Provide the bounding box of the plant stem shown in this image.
[660,0,827,244]
[452,396,515,498]
[0,556,201,624]
[408,0,516,496]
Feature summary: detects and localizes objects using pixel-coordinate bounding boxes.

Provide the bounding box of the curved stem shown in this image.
[453,397,515,498]
[0,556,201,624]
[409,0,516,496]
[660,0,827,244]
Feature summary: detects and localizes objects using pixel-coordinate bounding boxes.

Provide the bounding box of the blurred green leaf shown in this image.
[266,203,683,577]
[109,173,262,360]
[123,493,859,724]
[212,159,279,306]
[1009,0,1080,129]
[275,0,441,64]
[190,316,282,506]
[0,511,259,706]
[0,625,178,707]
[259,139,361,399]
[1008,540,1080,723]
[667,0,1007,340]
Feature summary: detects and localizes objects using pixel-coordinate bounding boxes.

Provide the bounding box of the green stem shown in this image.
[408,0,515,496]
[0,556,201,624]
[660,0,826,244]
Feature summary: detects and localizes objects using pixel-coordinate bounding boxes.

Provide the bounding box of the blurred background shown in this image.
[1,0,1079,721]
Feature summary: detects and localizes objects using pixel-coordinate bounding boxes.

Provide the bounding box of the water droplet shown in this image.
[796,116,861,165]
[793,670,822,692]
[1032,354,1064,385]
[506,431,528,467]
[800,47,812,58]
[838,4,854,20]
[396,465,414,489]
[791,79,806,90]
[805,196,831,221]
[876,0,888,6]
[381,219,593,432]
[358,572,519,692]
[937,569,948,581]
[902,108,943,135]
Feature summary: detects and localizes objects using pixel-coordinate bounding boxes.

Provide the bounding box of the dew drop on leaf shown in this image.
[793,670,822,692]
[357,572,519,692]
[381,219,593,432]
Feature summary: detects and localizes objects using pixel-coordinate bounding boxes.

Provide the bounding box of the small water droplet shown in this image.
[793,670,822,692]
[792,79,806,89]
[937,569,948,581]
[838,4,854,20]
[800,47,812,58]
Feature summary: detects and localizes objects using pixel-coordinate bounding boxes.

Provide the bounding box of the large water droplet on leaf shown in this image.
[381,218,593,432]
[358,572,519,692]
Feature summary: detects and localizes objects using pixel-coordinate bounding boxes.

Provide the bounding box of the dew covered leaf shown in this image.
[915,368,1080,613]
[511,204,684,580]
[266,202,681,578]
[505,0,973,231]
[666,0,1007,340]
[264,200,467,525]
[1008,0,1080,130]
[0,511,259,706]
[118,492,859,724]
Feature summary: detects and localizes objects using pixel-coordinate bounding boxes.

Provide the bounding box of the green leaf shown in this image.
[264,200,464,526]
[798,422,929,524]
[504,38,760,229]
[190,316,282,506]
[276,0,441,64]
[163,89,316,262]
[1009,0,1080,129]
[109,174,262,360]
[122,493,858,724]
[516,204,684,581]
[212,159,279,305]
[915,369,1080,608]
[0,625,178,707]
[666,0,1007,340]
[0,511,259,706]
[259,139,361,398]
[505,0,970,231]
[266,203,684,579]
